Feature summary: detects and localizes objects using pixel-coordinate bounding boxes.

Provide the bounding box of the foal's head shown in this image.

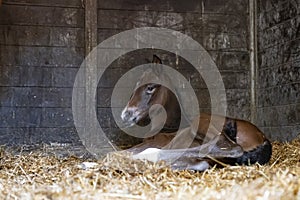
[121,55,176,127]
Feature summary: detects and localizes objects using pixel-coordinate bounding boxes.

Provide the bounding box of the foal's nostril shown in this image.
[121,110,132,121]
[132,117,137,122]
[125,110,132,117]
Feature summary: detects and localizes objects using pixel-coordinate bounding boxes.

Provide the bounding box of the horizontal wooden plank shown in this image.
[202,33,248,51]
[0,123,141,147]
[0,126,142,147]
[102,127,143,147]
[97,9,185,29]
[97,29,248,51]
[97,65,249,90]
[226,103,250,120]
[0,87,73,107]
[0,127,31,145]
[3,0,83,8]
[258,15,300,49]
[173,88,250,115]
[41,87,72,107]
[0,46,84,67]
[202,0,248,14]
[97,107,118,128]
[98,0,248,14]
[0,5,84,27]
[257,60,300,88]
[208,51,249,70]
[0,66,45,87]
[41,107,74,127]
[260,125,300,142]
[258,0,299,31]
[258,0,291,13]
[94,48,249,73]
[0,107,75,128]
[0,87,43,107]
[222,71,249,89]
[258,38,300,69]
[0,25,84,47]
[97,10,248,35]
[257,83,300,108]
[226,88,250,107]
[0,107,42,127]
[257,103,300,128]
[98,67,127,88]
[98,0,202,12]
[192,14,248,37]
[50,67,80,87]
[0,66,80,87]
[97,87,114,107]
[0,127,81,145]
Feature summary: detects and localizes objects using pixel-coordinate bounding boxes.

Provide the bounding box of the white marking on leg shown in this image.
[132,148,161,162]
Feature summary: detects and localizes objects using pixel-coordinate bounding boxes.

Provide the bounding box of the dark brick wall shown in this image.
[257,0,300,141]
[0,0,84,145]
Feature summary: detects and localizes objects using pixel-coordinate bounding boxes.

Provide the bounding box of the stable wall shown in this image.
[1,0,297,147]
[0,0,84,145]
[257,0,300,141]
[96,0,251,145]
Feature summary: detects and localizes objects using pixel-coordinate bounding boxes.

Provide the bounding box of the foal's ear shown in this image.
[152,55,162,64]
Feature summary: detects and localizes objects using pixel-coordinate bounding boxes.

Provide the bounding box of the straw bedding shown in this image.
[0,139,299,200]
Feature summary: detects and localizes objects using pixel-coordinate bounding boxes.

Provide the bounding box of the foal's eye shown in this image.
[146,86,156,94]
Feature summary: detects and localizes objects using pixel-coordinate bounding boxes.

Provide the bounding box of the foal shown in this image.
[121,55,272,170]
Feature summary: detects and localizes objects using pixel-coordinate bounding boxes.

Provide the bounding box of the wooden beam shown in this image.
[83,0,112,157]
[85,0,97,55]
[249,0,258,124]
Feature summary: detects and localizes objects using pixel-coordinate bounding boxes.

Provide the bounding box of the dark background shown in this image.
[0,0,299,149]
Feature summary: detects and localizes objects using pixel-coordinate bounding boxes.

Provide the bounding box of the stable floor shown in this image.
[0,140,299,200]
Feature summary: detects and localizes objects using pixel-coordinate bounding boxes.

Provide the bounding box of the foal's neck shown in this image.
[162,90,183,132]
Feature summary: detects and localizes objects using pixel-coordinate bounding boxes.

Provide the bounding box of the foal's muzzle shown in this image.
[121,107,141,126]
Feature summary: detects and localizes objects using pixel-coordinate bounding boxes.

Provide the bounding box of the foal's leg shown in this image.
[126,132,175,154]
[189,114,243,157]
[129,128,243,164]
